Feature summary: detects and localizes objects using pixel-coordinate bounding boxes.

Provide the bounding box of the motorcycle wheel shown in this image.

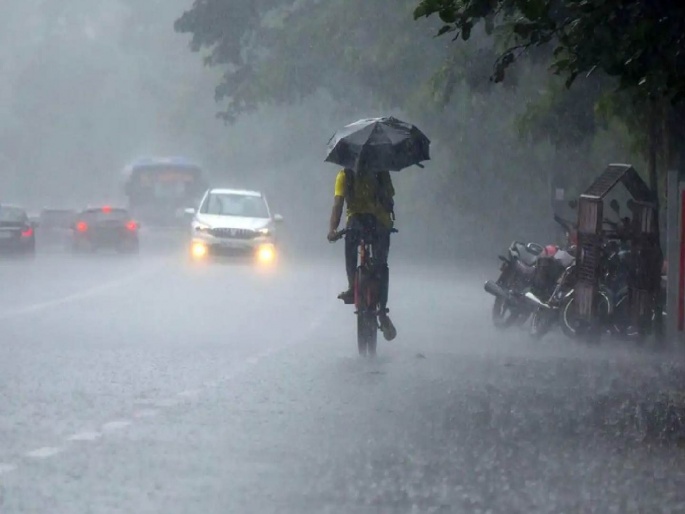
[492,297,524,329]
[530,309,555,340]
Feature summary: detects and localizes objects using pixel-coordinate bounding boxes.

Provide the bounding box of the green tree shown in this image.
[414,0,685,101]
[414,0,685,185]
[174,0,641,252]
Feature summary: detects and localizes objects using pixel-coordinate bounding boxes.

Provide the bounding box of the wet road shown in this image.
[1,248,685,513]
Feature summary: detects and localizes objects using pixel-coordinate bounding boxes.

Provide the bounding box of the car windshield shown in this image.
[201,193,269,218]
[0,206,27,222]
[153,180,188,200]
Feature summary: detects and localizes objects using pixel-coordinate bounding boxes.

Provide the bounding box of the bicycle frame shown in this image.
[332,223,396,356]
[354,230,379,313]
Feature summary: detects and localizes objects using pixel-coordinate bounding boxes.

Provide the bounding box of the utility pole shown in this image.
[649,98,664,342]
[666,103,685,347]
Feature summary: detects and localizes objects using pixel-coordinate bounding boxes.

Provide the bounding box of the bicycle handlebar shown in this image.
[330,230,346,242]
[329,227,398,243]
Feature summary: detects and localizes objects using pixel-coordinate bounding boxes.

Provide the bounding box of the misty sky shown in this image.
[0,0,640,258]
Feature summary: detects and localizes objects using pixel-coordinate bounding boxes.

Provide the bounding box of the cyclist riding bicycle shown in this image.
[327,167,397,340]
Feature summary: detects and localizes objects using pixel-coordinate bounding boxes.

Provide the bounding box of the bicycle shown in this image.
[331,224,397,356]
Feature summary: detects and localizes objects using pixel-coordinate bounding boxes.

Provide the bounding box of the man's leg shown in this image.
[338,218,359,303]
[374,228,395,340]
[374,228,390,311]
[344,229,358,290]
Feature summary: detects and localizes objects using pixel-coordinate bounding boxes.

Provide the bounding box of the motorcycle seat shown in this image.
[514,243,540,267]
[514,259,537,277]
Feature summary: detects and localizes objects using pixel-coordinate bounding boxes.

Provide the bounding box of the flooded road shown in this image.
[0,251,684,513]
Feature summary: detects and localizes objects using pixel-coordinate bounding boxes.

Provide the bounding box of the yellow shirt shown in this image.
[334,169,394,228]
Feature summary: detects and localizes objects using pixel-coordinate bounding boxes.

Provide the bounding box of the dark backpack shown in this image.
[343,168,395,220]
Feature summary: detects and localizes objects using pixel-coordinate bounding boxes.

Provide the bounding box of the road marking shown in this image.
[67,431,102,442]
[26,447,64,459]
[0,269,157,320]
[1,302,334,476]
[0,463,16,474]
[213,306,333,388]
[101,420,132,432]
[133,409,159,418]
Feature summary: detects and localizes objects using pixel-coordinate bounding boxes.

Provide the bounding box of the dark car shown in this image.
[71,206,140,254]
[0,205,36,257]
[38,208,76,250]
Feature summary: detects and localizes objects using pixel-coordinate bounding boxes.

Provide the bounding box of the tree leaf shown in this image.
[518,0,548,20]
[437,24,454,36]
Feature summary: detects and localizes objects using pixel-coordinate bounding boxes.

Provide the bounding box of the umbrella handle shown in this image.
[416,163,425,169]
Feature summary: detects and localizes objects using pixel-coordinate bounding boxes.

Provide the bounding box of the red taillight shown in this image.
[76,221,88,232]
[102,205,112,213]
[125,220,137,231]
[21,227,33,238]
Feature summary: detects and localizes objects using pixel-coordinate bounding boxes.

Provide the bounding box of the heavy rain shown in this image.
[0,1,684,512]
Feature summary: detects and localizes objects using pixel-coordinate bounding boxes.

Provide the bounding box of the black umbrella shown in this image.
[325,116,430,173]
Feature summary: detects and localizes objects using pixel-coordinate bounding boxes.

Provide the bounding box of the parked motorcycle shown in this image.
[484,240,544,329]
[528,249,577,339]
[488,215,576,340]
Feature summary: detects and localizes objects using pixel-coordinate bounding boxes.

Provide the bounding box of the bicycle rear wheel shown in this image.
[356,269,378,356]
[560,290,611,340]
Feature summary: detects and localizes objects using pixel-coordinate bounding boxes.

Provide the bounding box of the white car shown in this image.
[186,188,283,263]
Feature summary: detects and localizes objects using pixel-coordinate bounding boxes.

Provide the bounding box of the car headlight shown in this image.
[256,243,276,264]
[191,241,208,259]
[257,227,271,236]
[195,223,211,233]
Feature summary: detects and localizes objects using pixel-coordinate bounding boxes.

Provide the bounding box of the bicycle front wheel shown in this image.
[356,269,378,356]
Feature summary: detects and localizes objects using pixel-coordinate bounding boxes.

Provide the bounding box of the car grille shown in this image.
[210,246,252,257]
[208,228,257,239]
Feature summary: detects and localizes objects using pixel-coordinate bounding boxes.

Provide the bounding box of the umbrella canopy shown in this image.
[325,116,430,173]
